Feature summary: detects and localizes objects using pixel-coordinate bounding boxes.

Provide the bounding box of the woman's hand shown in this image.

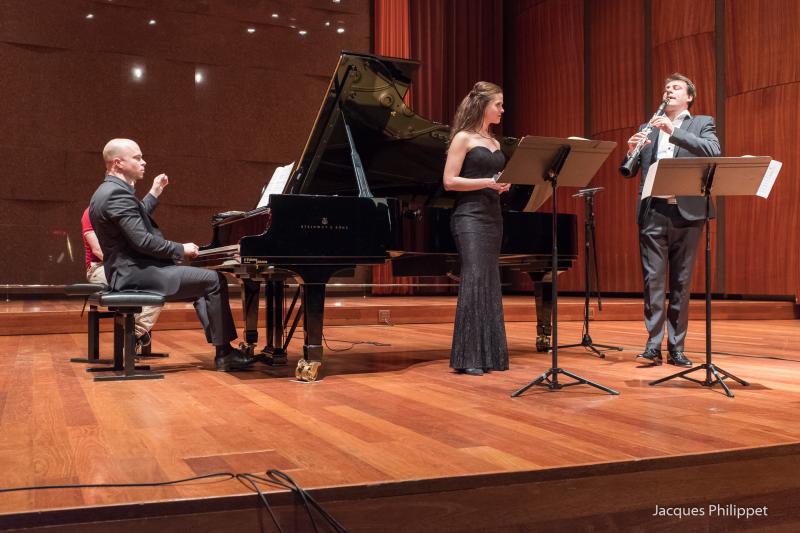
[485,178,511,194]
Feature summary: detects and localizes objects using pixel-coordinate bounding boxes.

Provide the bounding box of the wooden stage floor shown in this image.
[1,303,800,530]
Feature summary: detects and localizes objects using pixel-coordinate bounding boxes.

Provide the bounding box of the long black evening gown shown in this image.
[450,146,509,371]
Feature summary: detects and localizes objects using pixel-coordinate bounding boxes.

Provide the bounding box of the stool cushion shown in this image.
[65,283,109,296]
[90,290,165,307]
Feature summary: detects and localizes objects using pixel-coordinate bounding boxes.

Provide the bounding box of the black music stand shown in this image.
[644,156,776,397]
[500,136,619,397]
[558,187,623,358]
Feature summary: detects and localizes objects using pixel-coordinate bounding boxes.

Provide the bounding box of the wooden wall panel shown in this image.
[509,0,797,299]
[724,0,800,298]
[725,85,800,296]
[651,34,716,115]
[0,0,371,285]
[504,0,585,292]
[725,0,800,97]
[651,0,715,46]
[587,0,645,294]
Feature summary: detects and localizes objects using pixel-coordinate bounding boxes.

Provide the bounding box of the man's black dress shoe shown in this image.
[457,368,484,376]
[636,348,662,365]
[667,351,692,367]
[214,345,255,372]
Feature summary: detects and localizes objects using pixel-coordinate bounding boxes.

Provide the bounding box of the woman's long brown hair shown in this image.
[449,81,503,141]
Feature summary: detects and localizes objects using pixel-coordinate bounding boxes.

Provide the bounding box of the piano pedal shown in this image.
[257,349,288,366]
[295,359,321,382]
[536,335,551,353]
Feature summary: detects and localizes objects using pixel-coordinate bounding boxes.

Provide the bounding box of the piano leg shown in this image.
[241,279,261,356]
[295,281,325,382]
[529,272,553,353]
[261,280,288,365]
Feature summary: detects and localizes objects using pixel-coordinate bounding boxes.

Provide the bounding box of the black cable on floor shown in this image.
[243,470,348,533]
[236,473,283,533]
[0,470,347,533]
[322,332,391,352]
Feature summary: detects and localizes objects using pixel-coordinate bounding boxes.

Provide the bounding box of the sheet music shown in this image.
[756,160,781,199]
[257,161,295,208]
[641,161,659,199]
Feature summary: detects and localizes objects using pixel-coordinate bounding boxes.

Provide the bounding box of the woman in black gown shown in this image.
[443,82,510,376]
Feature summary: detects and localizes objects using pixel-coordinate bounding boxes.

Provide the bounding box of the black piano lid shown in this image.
[285,51,532,212]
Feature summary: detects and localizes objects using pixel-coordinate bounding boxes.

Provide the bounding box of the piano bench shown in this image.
[66,283,115,365]
[65,283,169,365]
[85,291,166,382]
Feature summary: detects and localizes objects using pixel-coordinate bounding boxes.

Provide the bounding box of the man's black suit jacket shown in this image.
[632,114,722,225]
[89,175,185,295]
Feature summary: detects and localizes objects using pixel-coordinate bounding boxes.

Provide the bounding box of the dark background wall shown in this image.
[0,0,370,285]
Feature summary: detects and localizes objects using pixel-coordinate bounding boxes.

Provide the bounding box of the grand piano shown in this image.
[194,51,578,381]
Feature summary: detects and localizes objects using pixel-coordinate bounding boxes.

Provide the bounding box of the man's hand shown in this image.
[183,242,200,259]
[149,173,169,198]
[626,131,651,155]
[650,115,674,136]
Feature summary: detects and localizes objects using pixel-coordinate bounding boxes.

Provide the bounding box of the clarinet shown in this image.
[619,99,669,178]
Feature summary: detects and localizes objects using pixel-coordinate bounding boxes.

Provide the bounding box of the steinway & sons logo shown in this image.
[300,216,349,231]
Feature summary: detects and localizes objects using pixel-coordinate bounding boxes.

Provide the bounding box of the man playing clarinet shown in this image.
[621,73,721,367]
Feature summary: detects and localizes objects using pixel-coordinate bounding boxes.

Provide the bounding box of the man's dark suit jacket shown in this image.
[89,175,185,295]
[631,114,721,225]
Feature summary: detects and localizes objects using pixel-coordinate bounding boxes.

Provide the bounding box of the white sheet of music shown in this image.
[641,161,659,199]
[756,160,781,199]
[257,161,295,208]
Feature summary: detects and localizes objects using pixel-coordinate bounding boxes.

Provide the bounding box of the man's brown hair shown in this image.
[665,73,696,109]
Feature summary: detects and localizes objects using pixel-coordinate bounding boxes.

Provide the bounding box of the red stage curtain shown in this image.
[410,0,503,125]
[374,0,411,59]
[372,0,415,295]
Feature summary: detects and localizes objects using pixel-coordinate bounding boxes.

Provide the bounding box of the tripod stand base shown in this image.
[649,363,749,398]
[558,334,623,359]
[512,367,619,397]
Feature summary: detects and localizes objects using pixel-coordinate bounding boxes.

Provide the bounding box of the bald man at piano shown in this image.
[88,138,254,372]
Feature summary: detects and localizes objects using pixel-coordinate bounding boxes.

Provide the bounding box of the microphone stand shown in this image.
[557,187,623,358]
